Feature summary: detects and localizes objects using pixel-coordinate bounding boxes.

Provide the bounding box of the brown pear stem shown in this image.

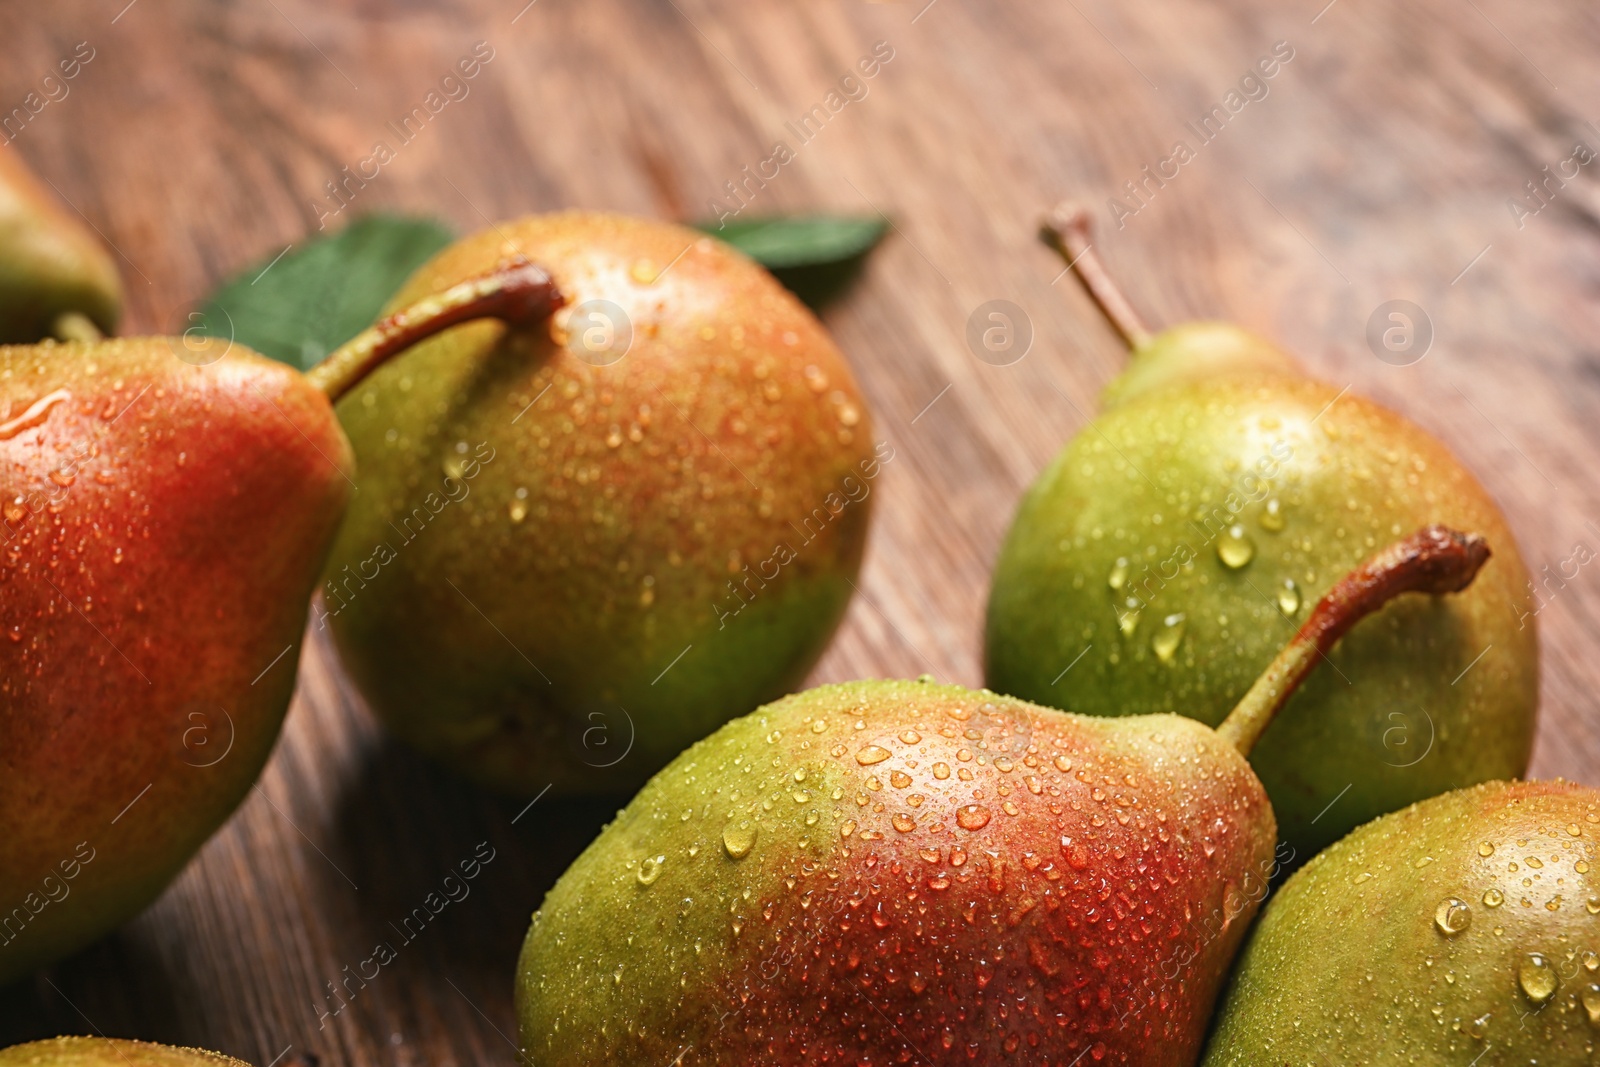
[1216,525,1491,756]
[306,258,566,403]
[1040,202,1152,349]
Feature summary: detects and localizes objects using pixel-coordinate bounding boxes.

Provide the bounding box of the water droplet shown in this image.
[48,469,74,488]
[629,258,658,284]
[855,745,890,766]
[0,389,70,440]
[508,499,528,523]
[636,855,664,885]
[1108,557,1129,591]
[1434,897,1471,936]
[1483,888,1504,908]
[1585,952,1600,973]
[1519,953,1558,1006]
[1478,841,1495,857]
[932,762,951,779]
[1151,613,1186,662]
[1117,598,1141,637]
[892,813,916,833]
[722,823,757,859]
[889,770,912,789]
[956,805,992,831]
[1587,896,1600,915]
[1277,578,1301,616]
[1217,525,1256,569]
[1259,498,1285,531]
[899,730,921,745]
[1584,985,1600,1027]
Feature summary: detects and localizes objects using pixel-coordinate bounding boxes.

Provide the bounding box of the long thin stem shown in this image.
[1216,525,1491,756]
[306,258,566,404]
[1039,202,1152,349]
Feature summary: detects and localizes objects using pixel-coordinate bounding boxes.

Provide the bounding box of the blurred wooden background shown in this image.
[3,0,1599,1063]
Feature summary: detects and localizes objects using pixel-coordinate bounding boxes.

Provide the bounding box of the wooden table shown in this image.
[4,0,1598,1062]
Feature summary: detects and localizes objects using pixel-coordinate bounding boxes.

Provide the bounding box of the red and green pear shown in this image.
[986,205,1537,858]
[1204,779,1600,1065]
[322,212,877,796]
[0,148,123,343]
[0,262,559,985]
[518,526,1488,1066]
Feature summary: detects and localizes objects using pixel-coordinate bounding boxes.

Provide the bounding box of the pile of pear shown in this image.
[0,150,1584,1067]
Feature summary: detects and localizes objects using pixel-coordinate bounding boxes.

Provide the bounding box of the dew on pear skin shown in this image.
[509,499,528,523]
[1482,888,1504,907]
[892,812,916,833]
[1433,897,1471,936]
[1277,578,1301,616]
[636,855,664,886]
[0,389,70,440]
[1217,525,1255,568]
[1108,557,1130,591]
[1581,984,1600,1028]
[722,823,757,859]
[855,745,890,766]
[1478,841,1495,857]
[956,805,992,831]
[1519,953,1558,1006]
[1117,599,1141,637]
[1151,613,1186,662]
[1259,497,1285,531]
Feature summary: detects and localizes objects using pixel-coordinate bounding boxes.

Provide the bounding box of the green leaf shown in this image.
[196,214,455,370]
[697,215,888,270]
[694,215,889,309]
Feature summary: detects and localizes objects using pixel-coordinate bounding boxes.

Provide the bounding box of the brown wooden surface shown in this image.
[3,0,1599,1061]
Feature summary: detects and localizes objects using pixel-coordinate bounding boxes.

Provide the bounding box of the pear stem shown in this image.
[1215,525,1491,756]
[52,311,104,344]
[306,258,566,404]
[1040,202,1152,349]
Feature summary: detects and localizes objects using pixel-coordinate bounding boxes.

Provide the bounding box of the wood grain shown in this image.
[4,0,1599,1061]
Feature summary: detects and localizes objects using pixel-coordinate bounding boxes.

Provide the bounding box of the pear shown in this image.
[518,526,1488,1066]
[0,149,123,342]
[986,205,1537,858]
[1203,778,1600,1065]
[321,212,877,796]
[0,1040,249,1067]
[0,261,559,985]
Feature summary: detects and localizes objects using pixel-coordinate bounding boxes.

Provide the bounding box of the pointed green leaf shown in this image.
[196,214,455,370]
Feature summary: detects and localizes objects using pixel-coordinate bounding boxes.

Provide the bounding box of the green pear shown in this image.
[0,262,558,985]
[518,526,1489,1066]
[321,212,878,796]
[986,204,1537,858]
[0,149,122,342]
[1204,779,1600,1065]
[0,1040,249,1067]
